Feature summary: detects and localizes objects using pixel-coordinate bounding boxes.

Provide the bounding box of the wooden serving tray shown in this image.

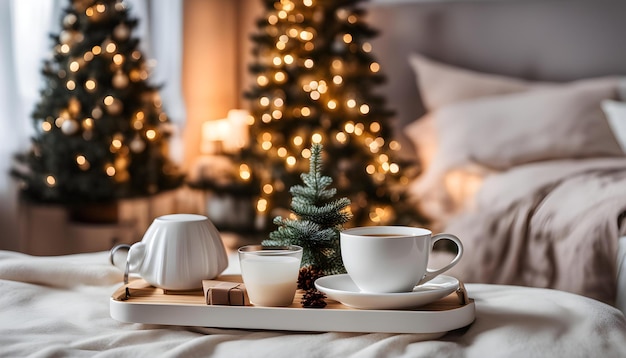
[110,275,475,334]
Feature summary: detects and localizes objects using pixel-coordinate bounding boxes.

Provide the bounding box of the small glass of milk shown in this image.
[238,245,303,307]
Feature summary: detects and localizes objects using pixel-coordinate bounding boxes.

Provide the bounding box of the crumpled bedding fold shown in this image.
[446,158,626,304]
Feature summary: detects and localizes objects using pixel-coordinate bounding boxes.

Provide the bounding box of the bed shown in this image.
[1,249,626,357]
[3,0,626,356]
[367,0,626,314]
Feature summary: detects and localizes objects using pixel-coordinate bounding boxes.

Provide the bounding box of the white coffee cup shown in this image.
[340,226,463,293]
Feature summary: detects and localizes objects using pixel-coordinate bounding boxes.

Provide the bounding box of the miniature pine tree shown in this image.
[11,0,183,206]
[263,143,352,276]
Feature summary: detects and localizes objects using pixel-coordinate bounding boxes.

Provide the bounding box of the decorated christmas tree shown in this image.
[11,0,183,209]
[238,0,419,230]
[264,144,352,277]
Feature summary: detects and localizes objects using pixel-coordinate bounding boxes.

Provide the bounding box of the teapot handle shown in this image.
[127,242,146,274]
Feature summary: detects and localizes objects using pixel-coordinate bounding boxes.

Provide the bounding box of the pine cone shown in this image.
[297,265,325,291]
[301,289,327,308]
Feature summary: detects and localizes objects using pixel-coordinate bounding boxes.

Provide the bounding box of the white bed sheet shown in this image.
[1,250,625,358]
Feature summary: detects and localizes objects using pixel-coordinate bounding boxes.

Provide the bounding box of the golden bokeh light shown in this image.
[113,54,124,65]
[85,79,96,91]
[106,42,116,53]
[389,140,401,151]
[257,75,269,86]
[312,133,323,143]
[257,198,268,212]
[239,164,251,180]
[69,61,79,72]
[335,132,347,143]
[274,71,286,82]
[46,175,56,186]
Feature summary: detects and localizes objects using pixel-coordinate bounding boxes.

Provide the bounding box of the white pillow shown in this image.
[408,53,547,111]
[406,53,624,224]
[602,100,626,153]
[406,54,548,222]
[406,53,554,171]
[442,77,620,168]
[412,76,623,205]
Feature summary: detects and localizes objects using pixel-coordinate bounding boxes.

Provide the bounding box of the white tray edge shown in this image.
[110,298,475,334]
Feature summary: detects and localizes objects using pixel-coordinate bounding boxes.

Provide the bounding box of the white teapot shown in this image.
[126,214,228,290]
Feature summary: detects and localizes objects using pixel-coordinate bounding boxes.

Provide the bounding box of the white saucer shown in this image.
[314,274,459,310]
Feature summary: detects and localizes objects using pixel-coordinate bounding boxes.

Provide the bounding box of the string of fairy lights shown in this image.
[243,0,408,225]
[26,0,411,223]
[38,0,172,193]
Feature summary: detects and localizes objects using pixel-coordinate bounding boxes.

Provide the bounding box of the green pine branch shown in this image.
[263,144,352,275]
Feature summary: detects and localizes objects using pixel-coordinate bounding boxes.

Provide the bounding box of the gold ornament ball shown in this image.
[92,106,103,119]
[82,130,93,141]
[114,2,126,12]
[59,30,74,44]
[63,13,77,27]
[61,119,79,135]
[129,69,141,82]
[68,97,81,116]
[115,156,129,170]
[106,99,123,115]
[112,71,129,89]
[113,24,130,41]
[130,136,146,153]
[114,169,130,183]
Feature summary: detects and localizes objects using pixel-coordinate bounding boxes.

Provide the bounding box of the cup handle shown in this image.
[417,233,463,286]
